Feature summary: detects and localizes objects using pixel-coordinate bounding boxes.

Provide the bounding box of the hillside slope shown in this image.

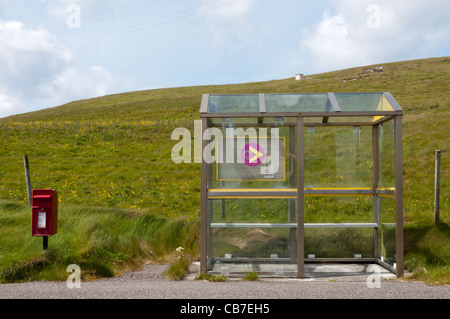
[0,57,448,220]
[4,57,449,122]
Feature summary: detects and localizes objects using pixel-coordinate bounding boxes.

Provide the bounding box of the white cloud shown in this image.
[0,18,122,118]
[301,11,356,71]
[301,0,450,72]
[0,92,26,117]
[200,0,257,52]
[0,19,72,76]
[37,66,120,107]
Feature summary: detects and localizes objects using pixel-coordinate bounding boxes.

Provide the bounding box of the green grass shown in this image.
[0,201,199,282]
[196,273,228,282]
[164,256,192,281]
[0,57,448,283]
[0,57,447,216]
[404,221,450,285]
[242,272,258,281]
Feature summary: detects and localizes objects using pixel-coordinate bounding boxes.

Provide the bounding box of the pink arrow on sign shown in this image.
[240,143,265,167]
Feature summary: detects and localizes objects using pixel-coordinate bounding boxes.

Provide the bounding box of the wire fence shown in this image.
[0,154,447,220]
[0,117,201,216]
[0,117,447,220]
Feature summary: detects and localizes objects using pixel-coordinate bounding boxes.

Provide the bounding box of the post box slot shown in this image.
[37,212,47,228]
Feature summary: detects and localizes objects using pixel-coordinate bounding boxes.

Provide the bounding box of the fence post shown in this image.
[24,155,32,206]
[434,150,441,224]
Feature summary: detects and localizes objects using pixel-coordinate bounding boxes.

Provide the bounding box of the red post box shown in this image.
[32,189,58,237]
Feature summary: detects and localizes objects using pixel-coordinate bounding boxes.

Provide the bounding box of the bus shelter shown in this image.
[199,93,403,278]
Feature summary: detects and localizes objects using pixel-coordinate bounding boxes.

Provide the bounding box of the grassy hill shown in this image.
[5,57,449,122]
[0,57,448,283]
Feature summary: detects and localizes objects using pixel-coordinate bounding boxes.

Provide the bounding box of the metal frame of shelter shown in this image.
[199,92,404,278]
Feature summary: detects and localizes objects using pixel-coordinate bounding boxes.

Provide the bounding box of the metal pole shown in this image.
[43,236,48,250]
[372,125,380,259]
[434,150,441,224]
[23,155,32,206]
[394,116,404,278]
[289,126,296,263]
[200,118,208,274]
[297,117,305,278]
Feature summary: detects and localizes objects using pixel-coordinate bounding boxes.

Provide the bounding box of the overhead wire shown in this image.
[0,0,245,62]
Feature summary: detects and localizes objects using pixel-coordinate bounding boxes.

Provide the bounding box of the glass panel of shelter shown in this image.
[205,122,396,276]
[206,117,298,276]
[209,118,294,190]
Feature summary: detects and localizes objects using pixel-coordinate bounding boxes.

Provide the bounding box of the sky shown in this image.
[0,0,449,118]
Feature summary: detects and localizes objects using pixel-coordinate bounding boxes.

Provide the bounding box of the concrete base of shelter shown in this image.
[187,262,397,282]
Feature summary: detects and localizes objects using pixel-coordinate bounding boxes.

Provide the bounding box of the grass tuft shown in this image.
[242,271,258,281]
[404,221,450,285]
[164,256,191,281]
[196,273,229,282]
[0,250,57,282]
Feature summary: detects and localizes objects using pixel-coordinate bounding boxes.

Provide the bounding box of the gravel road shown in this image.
[0,264,448,300]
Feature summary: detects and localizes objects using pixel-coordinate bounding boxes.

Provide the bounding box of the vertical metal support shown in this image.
[434,150,441,224]
[297,117,305,278]
[199,94,209,113]
[200,117,208,274]
[353,126,361,179]
[23,155,32,207]
[43,236,48,250]
[258,93,266,113]
[206,139,213,261]
[394,115,404,277]
[289,126,296,263]
[372,125,380,259]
